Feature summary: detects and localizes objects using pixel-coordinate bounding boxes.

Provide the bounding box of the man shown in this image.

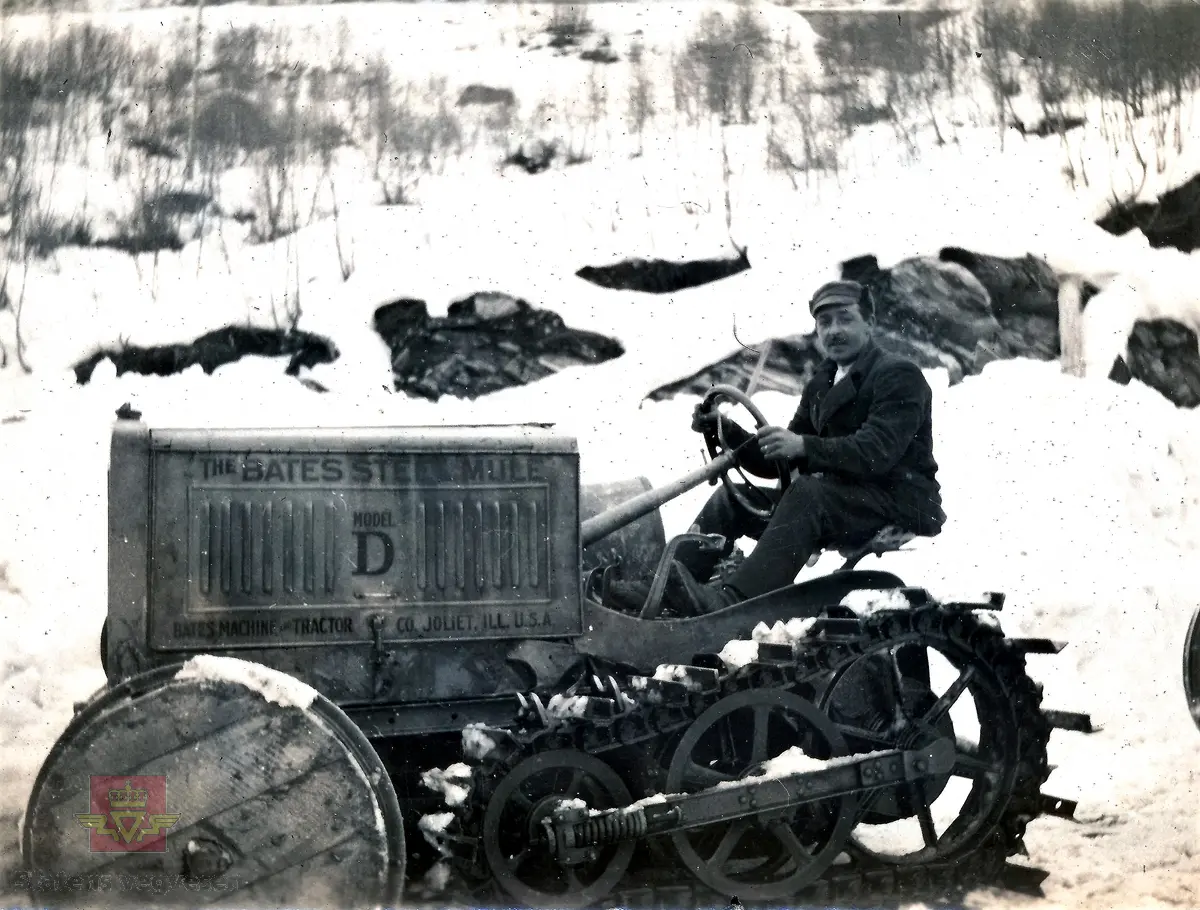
[673,279,946,613]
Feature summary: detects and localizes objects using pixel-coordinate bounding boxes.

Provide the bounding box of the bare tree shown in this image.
[184,0,205,181]
[625,41,655,156]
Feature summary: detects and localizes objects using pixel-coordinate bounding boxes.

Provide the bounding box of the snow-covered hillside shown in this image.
[2,1,1200,907]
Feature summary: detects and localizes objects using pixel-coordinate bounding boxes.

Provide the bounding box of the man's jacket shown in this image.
[720,341,945,537]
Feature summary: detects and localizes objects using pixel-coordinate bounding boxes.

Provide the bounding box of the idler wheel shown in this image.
[482,749,635,908]
[664,688,855,901]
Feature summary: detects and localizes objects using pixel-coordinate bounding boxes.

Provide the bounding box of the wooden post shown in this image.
[1058,273,1086,377]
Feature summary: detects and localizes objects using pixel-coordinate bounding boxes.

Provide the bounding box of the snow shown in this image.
[1,2,1200,907]
[753,618,817,645]
[417,861,452,897]
[546,693,591,719]
[652,665,694,683]
[173,655,318,710]
[719,640,760,671]
[419,763,473,809]
[461,723,498,761]
[417,812,456,858]
[840,588,914,615]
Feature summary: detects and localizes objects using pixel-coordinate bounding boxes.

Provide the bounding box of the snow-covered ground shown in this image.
[2,1,1200,907]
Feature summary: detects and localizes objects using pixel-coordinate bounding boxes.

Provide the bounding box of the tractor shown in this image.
[22,385,1091,909]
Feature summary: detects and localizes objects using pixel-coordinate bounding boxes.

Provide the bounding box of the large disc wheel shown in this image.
[664,688,856,902]
[23,658,405,910]
[818,606,1045,870]
[482,749,635,908]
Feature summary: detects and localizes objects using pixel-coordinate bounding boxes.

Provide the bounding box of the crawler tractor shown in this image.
[23,386,1091,909]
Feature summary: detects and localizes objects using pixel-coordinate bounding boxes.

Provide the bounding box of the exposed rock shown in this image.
[457,85,516,107]
[502,138,560,175]
[126,134,181,159]
[851,255,1001,370]
[1010,114,1086,138]
[372,292,623,401]
[938,246,1061,361]
[1110,318,1200,408]
[648,335,823,401]
[72,326,338,384]
[647,324,965,402]
[1097,171,1200,253]
[649,247,1068,400]
[147,190,213,218]
[576,247,750,294]
[579,34,620,64]
[938,247,1058,318]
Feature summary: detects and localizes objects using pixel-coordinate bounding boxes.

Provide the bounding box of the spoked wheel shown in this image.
[819,608,1028,867]
[482,750,635,908]
[664,688,856,901]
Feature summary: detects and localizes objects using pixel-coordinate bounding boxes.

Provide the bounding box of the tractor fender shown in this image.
[576,569,908,672]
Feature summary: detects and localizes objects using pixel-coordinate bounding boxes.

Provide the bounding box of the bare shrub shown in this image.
[674,5,771,125]
[767,72,842,187]
[192,92,279,165]
[111,153,189,254]
[210,24,266,91]
[625,40,656,155]
[367,69,463,205]
[813,9,969,149]
[973,4,1028,144]
[545,4,593,48]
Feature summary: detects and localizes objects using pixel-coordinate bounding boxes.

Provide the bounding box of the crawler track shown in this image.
[423,599,1074,909]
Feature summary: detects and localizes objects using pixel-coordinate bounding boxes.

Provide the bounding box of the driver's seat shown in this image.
[819,525,921,572]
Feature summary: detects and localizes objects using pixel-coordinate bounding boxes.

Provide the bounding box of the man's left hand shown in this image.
[757,426,806,461]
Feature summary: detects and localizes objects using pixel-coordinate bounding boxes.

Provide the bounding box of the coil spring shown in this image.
[574,807,648,847]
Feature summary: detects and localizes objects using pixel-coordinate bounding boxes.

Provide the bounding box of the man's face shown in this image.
[814,302,873,365]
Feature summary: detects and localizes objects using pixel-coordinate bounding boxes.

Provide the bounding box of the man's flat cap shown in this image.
[809,280,869,317]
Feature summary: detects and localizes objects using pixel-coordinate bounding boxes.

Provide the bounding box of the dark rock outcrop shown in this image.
[373,292,623,401]
[457,84,516,107]
[1097,172,1200,253]
[649,335,824,401]
[576,247,750,294]
[649,248,1068,400]
[1010,114,1086,138]
[72,326,338,384]
[502,138,560,174]
[1109,318,1200,408]
[839,254,1005,374]
[938,246,1061,361]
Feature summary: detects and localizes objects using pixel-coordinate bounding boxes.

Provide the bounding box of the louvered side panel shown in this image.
[189,491,343,610]
[418,490,549,602]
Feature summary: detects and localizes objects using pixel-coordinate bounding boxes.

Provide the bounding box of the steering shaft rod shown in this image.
[580,449,738,548]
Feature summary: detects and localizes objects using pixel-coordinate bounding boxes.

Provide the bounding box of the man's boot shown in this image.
[603,577,651,612]
[670,561,744,615]
[603,570,694,614]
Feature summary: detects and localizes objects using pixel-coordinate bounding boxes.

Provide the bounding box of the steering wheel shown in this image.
[699,384,792,521]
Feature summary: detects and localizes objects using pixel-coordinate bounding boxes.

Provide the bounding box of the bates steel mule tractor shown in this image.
[22,386,1092,909]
